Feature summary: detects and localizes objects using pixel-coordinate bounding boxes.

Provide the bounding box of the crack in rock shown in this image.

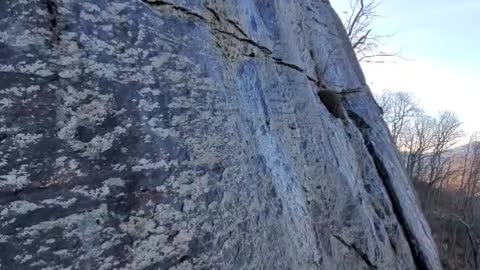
[212,28,273,55]
[225,19,249,38]
[348,113,431,270]
[45,0,61,41]
[143,0,368,95]
[142,0,337,90]
[331,233,378,269]
[143,0,206,21]
[272,57,305,72]
[205,6,221,22]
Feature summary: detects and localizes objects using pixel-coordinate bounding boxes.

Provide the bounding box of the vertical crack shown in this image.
[45,0,61,41]
[347,110,431,270]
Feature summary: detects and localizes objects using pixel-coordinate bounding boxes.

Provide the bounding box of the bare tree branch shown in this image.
[340,0,400,63]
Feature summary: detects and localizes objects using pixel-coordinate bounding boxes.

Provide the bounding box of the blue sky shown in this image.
[331,0,480,134]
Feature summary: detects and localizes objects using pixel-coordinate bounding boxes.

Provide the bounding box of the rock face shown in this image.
[0,0,441,269]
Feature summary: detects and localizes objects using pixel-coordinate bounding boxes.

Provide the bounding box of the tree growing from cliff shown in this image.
[341,0,397,62]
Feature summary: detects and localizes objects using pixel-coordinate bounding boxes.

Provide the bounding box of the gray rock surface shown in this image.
[0,0,441,269]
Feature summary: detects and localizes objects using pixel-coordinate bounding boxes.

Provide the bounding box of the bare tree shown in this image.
[427,111,464,188]
[419,111,463,212]
[403,112,435,180]
[459,134,480,210]
[376,91,419,147]
[341,0,397,62]
[453,135,480,268]
[451,213,480,269]
[376,90,480,268]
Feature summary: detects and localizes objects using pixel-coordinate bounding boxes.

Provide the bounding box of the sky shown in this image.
[331,0,480,134]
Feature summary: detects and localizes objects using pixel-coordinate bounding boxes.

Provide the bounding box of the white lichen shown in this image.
[1,200,41,216]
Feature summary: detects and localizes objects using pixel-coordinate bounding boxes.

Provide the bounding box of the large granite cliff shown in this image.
[0,0,441,269]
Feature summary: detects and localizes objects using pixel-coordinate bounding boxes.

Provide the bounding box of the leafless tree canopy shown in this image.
[376,91,419,146]
[377,90,480,269]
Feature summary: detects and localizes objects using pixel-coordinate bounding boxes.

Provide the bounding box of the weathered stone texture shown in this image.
[0,0,441,269]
